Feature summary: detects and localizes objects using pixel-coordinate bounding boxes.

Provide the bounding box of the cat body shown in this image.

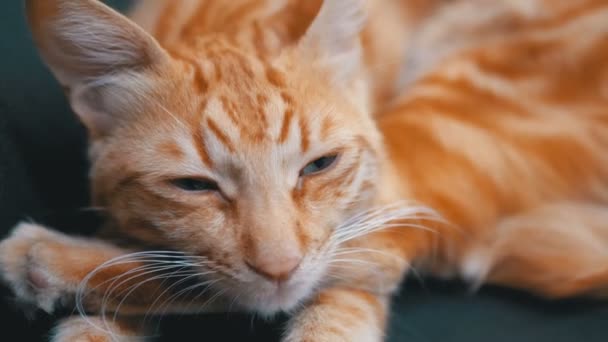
[1,0,608,341]
[384,0,608,296]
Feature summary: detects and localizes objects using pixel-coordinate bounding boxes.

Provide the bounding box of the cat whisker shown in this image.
[324,271,357,284]
[328,246,426,284]
[93,259,205,306]
[144,270,218,322]
[99,265,196,333]
[228,291,243,313]
[332,219,438,242]
[79,258,203,308]
[176,279,222,315]
[335,222,438,244]
[345,206,440,229]
[76,261,170,333]
[329,202,443,247]
[99,263,187,308]
[146,280,215,332]
[327,258,381,267]
[107,268,203,328]
[337,206,438,234]
[197,287,228,312]
[331,247,403,259]
[153,278,222,326]
[76,251,215,335]
[142,272,200,329]
[337,201,411,227]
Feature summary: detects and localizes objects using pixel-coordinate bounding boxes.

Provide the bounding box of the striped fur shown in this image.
[1,0,608,341]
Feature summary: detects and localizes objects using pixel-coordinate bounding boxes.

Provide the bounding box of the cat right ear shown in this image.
[26,0,169,138]
[298,0,367,86]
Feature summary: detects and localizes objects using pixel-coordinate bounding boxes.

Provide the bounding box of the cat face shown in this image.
[91,54,382,313]
[27,0,383,313]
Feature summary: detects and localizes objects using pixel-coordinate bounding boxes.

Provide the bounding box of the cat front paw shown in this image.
[52,316,146,342]
[0,222,74,313]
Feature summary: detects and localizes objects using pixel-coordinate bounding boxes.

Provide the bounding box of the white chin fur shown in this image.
[227,262,327,316]
[238,278,316,316]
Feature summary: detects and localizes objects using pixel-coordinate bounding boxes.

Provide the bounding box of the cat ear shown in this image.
[298,0,367,84]
[26,0,169,138]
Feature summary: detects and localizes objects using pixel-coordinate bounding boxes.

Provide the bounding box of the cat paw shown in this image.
[52,317,145,342]
[0,222,74,313]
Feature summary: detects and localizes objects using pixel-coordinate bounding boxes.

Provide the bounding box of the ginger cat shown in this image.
[2,0,608,341]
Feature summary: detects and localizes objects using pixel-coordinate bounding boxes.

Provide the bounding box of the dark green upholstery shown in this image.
[1,1,607,341]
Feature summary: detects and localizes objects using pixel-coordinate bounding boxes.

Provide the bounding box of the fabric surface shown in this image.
[0,1,607,341]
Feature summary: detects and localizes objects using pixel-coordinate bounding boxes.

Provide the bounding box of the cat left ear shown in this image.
[298,0,367,85]
[25,0,169,138]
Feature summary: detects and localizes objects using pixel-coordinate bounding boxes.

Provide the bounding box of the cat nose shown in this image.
[246,251,302,282]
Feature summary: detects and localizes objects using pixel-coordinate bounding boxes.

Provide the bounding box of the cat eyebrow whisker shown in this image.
[157,102,190,132]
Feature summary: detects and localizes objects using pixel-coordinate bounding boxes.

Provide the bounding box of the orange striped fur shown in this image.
[1,0,608,341]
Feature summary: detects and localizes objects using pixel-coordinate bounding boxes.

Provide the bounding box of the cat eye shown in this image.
[171,178,220,192]
[300,154,339,176]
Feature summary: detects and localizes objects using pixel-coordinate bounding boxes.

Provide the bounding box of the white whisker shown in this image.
[107,267,202,328]
[330,202,443,246]
[75,250,215,337]
[145,270,217,321]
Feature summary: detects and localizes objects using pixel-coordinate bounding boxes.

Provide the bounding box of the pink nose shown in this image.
[246,252,302,282]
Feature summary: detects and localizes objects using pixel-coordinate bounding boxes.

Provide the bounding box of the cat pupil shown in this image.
[301,155,338,176]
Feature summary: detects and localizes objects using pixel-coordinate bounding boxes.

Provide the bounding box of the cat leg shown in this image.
[0,222,219,316]
[461,202,608,298]
[52,316,148,342]
[0,222,130,313]
[283,288,389,342]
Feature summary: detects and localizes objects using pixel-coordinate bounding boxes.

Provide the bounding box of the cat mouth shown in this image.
[254,283,308,314]
[245,258,331,314]
[188,256,328,314]
[223,275,316,315]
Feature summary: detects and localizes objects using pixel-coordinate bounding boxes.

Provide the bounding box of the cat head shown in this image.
[26,0,386,314]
